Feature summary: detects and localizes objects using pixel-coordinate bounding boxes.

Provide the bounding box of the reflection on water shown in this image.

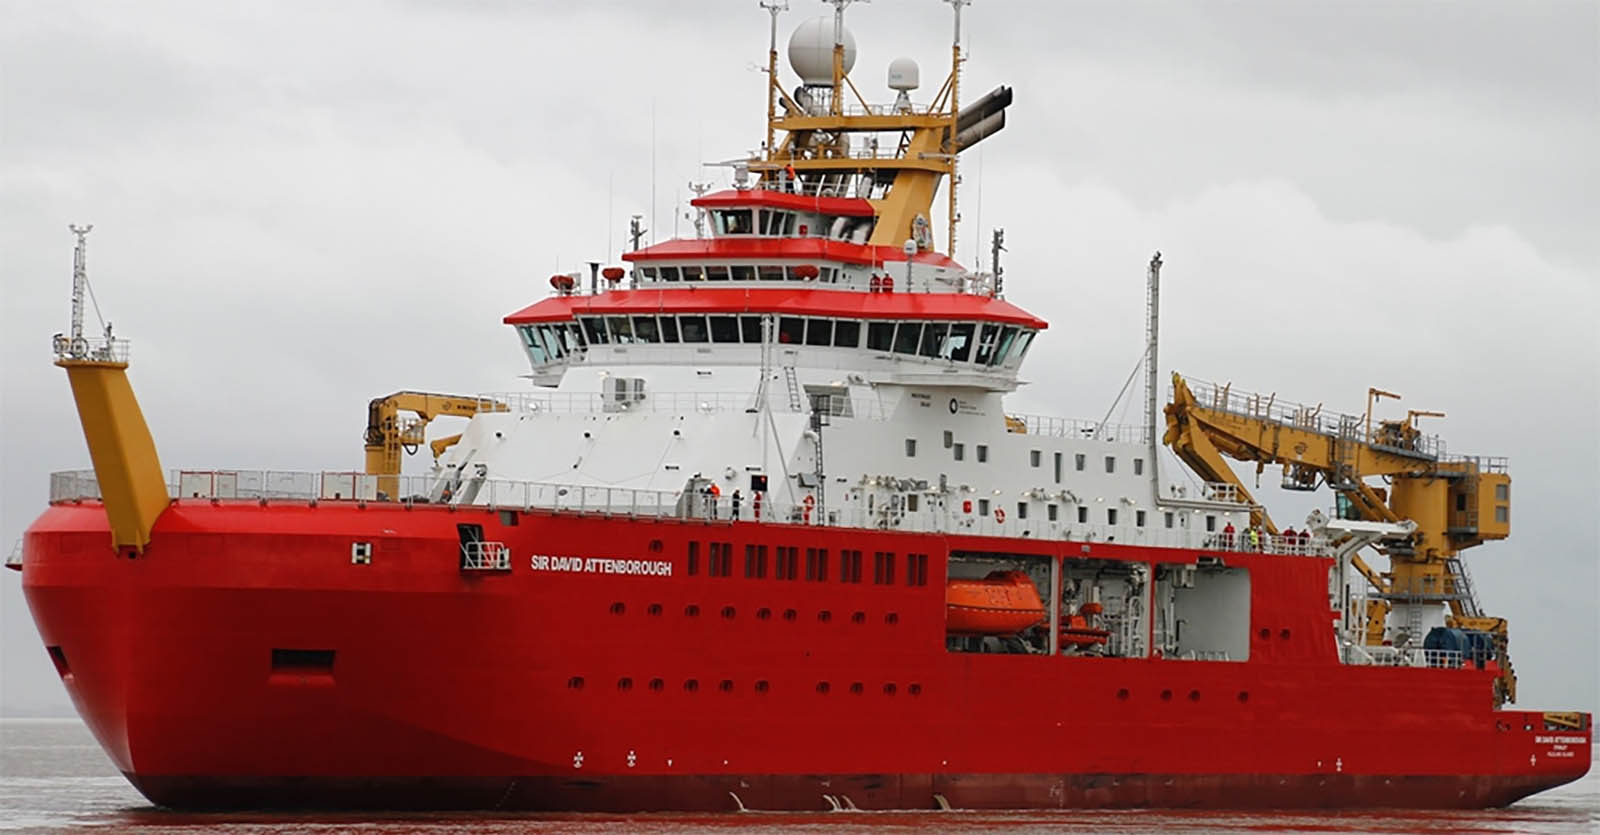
[2,719,1594,834]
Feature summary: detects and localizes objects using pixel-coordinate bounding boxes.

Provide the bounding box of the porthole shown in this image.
[1188,690,1201,702]
[1160,689,1173,701]
[609,602,626,615]
[783,608,798,621]
[567,676,585,690]
[816,681,831,694]
[685,604,700,617]
[757,607,772,620]
[885,612,900,625]
[1238,691,1250,703]
[719,679,734,692]
[1258,628,1270,640]
[649,678,664,692]
[1116,688,1130,701]
[617,677,633,691]
[1279,628,1291,640]
[818,610,832,623]
[851,611,866,624]
[755,680,770,693]
[648,603,663,616]
[721,606,736,619]
[849,682,864,695]
[908,683,922,696]
[648,539,663,552]
[684,679,700,692]
[883,683,897,696]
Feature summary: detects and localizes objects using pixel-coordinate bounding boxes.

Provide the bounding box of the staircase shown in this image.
[783,366,802,412]
[1444,557,1485,618]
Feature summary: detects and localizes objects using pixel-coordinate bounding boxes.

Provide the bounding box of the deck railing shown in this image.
[47,467,1330,557]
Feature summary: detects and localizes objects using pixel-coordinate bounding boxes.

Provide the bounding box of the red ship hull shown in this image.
[21,500,1591,811]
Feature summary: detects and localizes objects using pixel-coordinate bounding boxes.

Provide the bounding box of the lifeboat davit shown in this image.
[1060,601,1111,648]
[946,570,1045,635]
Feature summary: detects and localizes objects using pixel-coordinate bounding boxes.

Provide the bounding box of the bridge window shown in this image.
[632,316,660,343]
[756,265,784,281]
[991,326,1020,365]
[947,322,975,361]
[682,265,708,281]
[518,326,548,364]
[834,320,861,348]
[580,316,609,345]
[919,323,949,358]
[730,264,755,281]
[709,316,740,343]
[893,323,922,354]
[867,322,895,351]
[805,319,833,346]
[715,209,754,235]
[680,315,710,343]
[974,323,1000,364]
[740,316,763,343]
[659,316,680,342]
[778,317,805,344]
[607,316,635,343]
[656,266,681,281]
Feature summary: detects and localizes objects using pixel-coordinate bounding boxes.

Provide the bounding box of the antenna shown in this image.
[688,180,712,238]
[629,214,647,252]
[989,228,1005,297]
[68,224,93,349]
[1145,251,1163,489]
[944,0,971,256]
[760,0,788,155]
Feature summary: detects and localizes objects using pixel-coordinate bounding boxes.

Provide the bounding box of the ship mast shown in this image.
[945,0,969,257]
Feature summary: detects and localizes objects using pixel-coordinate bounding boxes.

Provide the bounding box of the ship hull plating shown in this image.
[22,501,1590,811]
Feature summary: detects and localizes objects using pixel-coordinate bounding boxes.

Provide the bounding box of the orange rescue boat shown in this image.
[946,570,1046,635]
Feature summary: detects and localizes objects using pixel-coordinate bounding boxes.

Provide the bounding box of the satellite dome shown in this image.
[788,17,856,87]
[887,57,920,91]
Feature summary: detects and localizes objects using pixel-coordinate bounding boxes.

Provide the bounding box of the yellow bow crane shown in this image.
[363,391,506,499]
[1164,372,1517,705]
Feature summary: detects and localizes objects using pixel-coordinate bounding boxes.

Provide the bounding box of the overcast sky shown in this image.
[2,1,1595,718]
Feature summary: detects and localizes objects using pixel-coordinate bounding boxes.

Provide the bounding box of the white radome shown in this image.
[788,17,856,86]
[888,57,920,91]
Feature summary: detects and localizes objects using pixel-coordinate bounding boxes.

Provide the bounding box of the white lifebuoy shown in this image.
[994,508,1006,524]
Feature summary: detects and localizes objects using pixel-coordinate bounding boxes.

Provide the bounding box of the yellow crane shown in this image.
[363,391,505,499]
[1164,373,1517,705]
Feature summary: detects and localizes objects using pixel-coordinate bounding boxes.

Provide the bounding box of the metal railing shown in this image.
[461,541,510,571]
[1004,413,1149,444]
[1183,378,1448,459]
[49,467,1323,557]
[51,334,130,364]
[1346,645,1467,669]
[481,390,886,419]
[1199,532,1331,557]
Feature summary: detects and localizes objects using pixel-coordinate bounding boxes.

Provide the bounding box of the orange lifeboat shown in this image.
[946,570,1045,635]
[1060,601,1111,648]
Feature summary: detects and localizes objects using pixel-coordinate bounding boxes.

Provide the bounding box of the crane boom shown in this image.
[1164,372,1517,705]
[363,391,506,499]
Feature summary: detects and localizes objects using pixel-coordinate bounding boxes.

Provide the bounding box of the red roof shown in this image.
[504,288,1048,329]
[624,237,963,269]
[690,188,875,217]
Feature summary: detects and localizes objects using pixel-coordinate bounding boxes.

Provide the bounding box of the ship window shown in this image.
[1206,515,1217,532]
[1133,458,1144,476]
[744,544,768,578]
[681,265,707,281]
[906,494,920,512]
[757,264,785,281]
[833,319,861,348]
[775,545,798,580]
[873,551,895,584]
[1165,512,1174,528]
[805,318,833,346]
[740,315,763,343]
[991,326,1020,365]
[1048,504,1058,521]
[905,439,917,457]
[658,316,680,342]
[607,316,635,343]
[919,322,948,358]
[519,326,548,364]
[1017,502,1029,520]
[711,541,735,577]
[867,322,896,351]
[1077,506,1088,523]
[1136,510,1147,527]
[805,547,829,582]
[1495,484,1509,501]
[1030,450,1042,468]
[977,444,989,462]
[704,265,730,281]
[840,549,863,583]
[730,264,756,281]
[709,315,740,343]
[906,553,928,586]
[893,323,922,354]
[778,316,805,344]
[978,499,990,516]
[631,316,660,343]
[580,316,609,345]
[541,326,567,360]
[687,541,700,576]
[953,443,965,461]
[656,266,681,281]
[943,430,954,449]
[1008,330,1036,364]
[1495,506,1508,523]
[679,315,710,343]
[974,323,1000,364]
[716,209,754,235]
[1105,456,1116,474]
[946,322,975,361]
[1107,508,1117,525]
